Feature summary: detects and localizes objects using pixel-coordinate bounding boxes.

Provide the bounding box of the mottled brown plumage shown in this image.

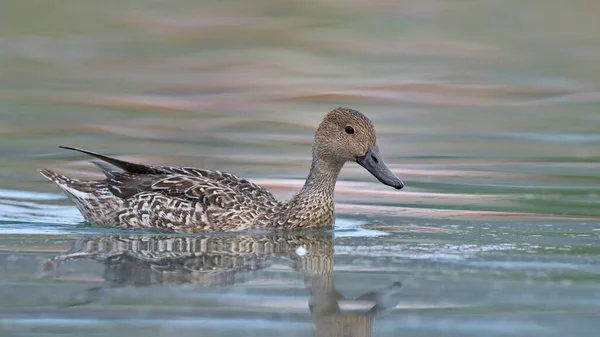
[39,107,404,233]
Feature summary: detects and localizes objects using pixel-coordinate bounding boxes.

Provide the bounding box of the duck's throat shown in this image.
[300,157,344,197]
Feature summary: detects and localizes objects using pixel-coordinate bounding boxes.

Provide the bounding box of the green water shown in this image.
[1,1,599,336]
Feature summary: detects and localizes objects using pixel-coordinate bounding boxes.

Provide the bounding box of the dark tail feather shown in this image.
[90,160,124,178]
[59,146,159,175]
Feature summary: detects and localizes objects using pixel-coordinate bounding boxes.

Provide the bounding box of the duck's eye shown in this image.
[345,126,355,134]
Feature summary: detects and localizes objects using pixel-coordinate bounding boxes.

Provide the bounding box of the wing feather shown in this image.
[155,166,277,202]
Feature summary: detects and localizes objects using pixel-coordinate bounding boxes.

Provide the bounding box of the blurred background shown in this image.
[2,0,600,220]
[1,0,600,219]
[1,2,600,336]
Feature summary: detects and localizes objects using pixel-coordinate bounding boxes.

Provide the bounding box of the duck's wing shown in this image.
[155,166,277,202]
[111,173,275,208]
[58,146,277,203]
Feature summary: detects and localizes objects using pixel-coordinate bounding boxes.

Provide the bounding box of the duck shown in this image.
[39,107,404,233]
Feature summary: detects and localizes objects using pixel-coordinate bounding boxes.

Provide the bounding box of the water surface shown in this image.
[1,1,600,336]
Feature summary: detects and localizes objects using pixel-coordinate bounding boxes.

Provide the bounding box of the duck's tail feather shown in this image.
[39,168,103,192]
[58,146,159,175]
[90,160,124,178]
[38,168,123,226]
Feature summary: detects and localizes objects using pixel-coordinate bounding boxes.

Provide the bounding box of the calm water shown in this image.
[1,1,600,336]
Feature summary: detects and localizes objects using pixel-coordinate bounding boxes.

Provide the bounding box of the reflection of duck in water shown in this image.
[44,234,403,337]
[39,107,403,233]
[43,234,333,287]
[309,273,403,337]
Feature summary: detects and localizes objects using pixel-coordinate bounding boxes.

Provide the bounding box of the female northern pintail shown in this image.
[40,107,404,233]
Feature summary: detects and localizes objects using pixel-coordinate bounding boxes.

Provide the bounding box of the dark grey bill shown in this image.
[356,145,404,189]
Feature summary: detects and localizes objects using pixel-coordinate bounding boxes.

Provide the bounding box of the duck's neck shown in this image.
[299,156,344,198]
[275,156,344,229]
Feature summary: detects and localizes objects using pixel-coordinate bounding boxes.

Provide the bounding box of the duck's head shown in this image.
[314,107,404,190]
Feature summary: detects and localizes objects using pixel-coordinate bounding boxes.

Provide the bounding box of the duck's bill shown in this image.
[356,145,404,190]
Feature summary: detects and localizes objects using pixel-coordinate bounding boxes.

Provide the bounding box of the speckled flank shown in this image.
[39,107,402,233]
